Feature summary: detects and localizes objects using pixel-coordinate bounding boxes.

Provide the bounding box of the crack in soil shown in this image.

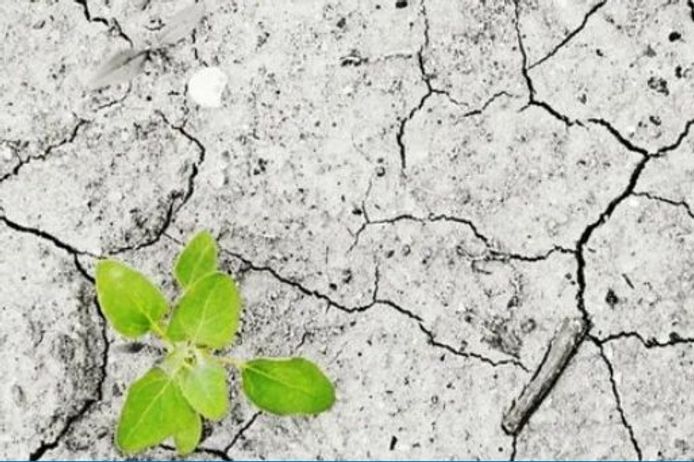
[396,0,509,171]
[632,191,694,220]
[507,4,693,451]
[160,443,232,461]
[0,214,99,259]
[574,156,650,323]
[73,0,134,46]
[223,248,378,315]
[592,337,643,460]
[219,246,528,371]
[0,215,109,460]
[223,412,261,454]
[528,0,608,70]
[395,73,512,171]
[73,0,109,27]
[653,117,694,157]
[8,1,694,457]
[158,398,266,458]
[0,119,89,185]
[586,119,650,157]
[29,295,110,461]
[509,434,518,461]
[597,330,694,349]
[350,211,575,262]
[110,111,207,254]
[94,84,133,113]
[514,0,581,128]
[419,324,528,371]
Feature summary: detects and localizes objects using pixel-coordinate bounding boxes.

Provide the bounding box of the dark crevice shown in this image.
[592,338,643,460]
[526,100,582,127]
[383,298,526,369]
[222,249,376,314]
[73,0,109,26]
[490,245,576,263]
[419,324,529,371]
[160,443,232,461]
[397,0,490,170]
[111,112,206,254]
[688,0,694,22]
[509,434,518,461]
[528,0,608,70]
[511,6,682,453]
[351,213,489,252]
[397,0,514,170]
[221,247,525,371]
[633,191,694,220]
[574,156,650,322]
[396,85,513,171]
[110,18,134,48]
[376,299,424,323]
[587,119,649,157]
[1,217,108,461]
[597,330,694,349]
[396,91,432,170]
[94,84,132,112]
[0,215,98,258]
[513,0,582,129]
[0,119,89,184]
[29,400,95,460]
[73,0,135,46]
[460,91,513,118]
[224,412,261,453]
[513,0,535,97]
[419,0,430,51]
[350,212,573,263]
[29,295,109,460]
[119,199,178,254]
[655,117,694,156]
[396,0,433,171]
[73,254,96,283]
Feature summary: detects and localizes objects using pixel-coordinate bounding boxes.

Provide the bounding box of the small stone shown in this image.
[188,67,228,108]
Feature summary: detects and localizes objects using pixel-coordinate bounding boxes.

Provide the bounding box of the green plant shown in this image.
[95,231,335,455]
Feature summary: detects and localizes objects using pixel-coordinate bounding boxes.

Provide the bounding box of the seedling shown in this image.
[95,231,335,455]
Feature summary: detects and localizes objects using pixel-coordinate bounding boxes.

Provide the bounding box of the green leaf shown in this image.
[173,410,202,456]
[174,231,218,289]
[95,260,168,338]
[167,272,241,349]
[177,357,229,420]
[116,368,197,454]
[241,358,335,415]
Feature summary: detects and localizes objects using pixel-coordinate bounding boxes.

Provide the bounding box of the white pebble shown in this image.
[188,67,228,108]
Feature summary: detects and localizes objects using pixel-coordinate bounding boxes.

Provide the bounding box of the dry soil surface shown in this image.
[2,0,694,460]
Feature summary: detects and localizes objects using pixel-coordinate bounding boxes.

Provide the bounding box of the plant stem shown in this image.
[219,356,246,369]
[150,321,173,350]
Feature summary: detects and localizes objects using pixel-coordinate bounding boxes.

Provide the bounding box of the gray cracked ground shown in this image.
[1,0,694,460]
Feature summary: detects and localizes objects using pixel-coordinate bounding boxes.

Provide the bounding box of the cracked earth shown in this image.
[2,0,694,459]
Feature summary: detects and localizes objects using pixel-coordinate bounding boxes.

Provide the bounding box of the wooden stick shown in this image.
[501,316,589,435]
